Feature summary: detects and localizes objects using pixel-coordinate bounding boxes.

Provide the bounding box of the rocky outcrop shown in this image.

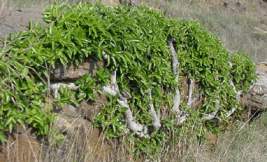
[51,58,102,81]
[243,63,267,112]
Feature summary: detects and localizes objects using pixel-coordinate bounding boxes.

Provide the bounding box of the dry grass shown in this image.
[144,0,267,63]
[1,112,266,162]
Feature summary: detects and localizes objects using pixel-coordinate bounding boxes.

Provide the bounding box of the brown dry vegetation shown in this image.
[0,0,267,162]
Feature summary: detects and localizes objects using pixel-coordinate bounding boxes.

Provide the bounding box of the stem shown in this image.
[168,39,187,124]
[118,95,149,138]
[226,80,242,117]
[202,100,220,121]
[103,69,149,137]
[168,39,180,113]
[148,89,161,129]
[172,89,181,113]
[187,78,194,107]
[102,70,119,96]
[168,39,179,78]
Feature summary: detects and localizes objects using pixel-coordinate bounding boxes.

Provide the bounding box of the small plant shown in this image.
[75,74,97,101]
[231,52,256,92]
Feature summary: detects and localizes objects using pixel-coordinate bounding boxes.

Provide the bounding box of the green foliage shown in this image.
[231,52,256,92]
[94,97,127,139]
[75,74,96,101]
[0,2,256,158]
[127,131,166,158]
[95,67,110,87]
[56,87,79,107]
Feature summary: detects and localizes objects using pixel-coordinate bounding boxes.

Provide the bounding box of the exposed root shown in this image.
[169,39,187,124]
[226,107,236,118]
[226,80,242,117]
[176,111,188,125]
[118,95,149,138]
[202,100,220,121]
[148,89,161,129]
[102,70,119,96]
[102,70,149,138]
[187,78,194,107]
[50,83,79,98]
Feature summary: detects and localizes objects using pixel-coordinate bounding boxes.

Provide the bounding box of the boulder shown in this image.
[51,58,102,81]
[243,63,267,112]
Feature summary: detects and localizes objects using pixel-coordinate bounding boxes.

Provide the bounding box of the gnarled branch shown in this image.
[202,100,220,121]
[118,95,149,138]
[102,70,119,96]
[168,38,187,124]
[148,89,161,129]
[102,70,148,138]
[187,78,194,107]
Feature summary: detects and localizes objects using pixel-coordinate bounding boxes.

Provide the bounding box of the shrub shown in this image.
[0,3,256,158]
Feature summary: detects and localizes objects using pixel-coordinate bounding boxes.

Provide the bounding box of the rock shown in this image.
[51,58,102,81]
[243,63,267,112]
[51,114,112,162]
[102,0,120,5]
[60,104,80,118]
[53,114,92,135]
[119,0,139,5]
[78,95,107,122]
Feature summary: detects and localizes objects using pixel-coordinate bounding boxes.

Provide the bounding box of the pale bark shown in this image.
[118,95,149,138]
[102,70,119,96]
[168,39,180,113]
[187,78,194,107]
[148,89,161,129]
[202,100,220,121]
[103,70,149,138]
[226,80,242,118]
[168,39,187,124]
